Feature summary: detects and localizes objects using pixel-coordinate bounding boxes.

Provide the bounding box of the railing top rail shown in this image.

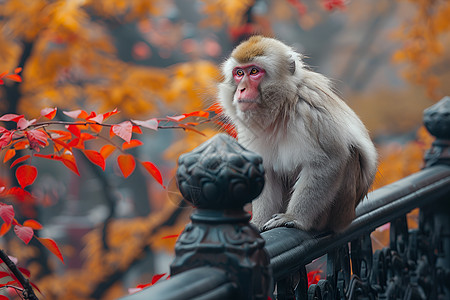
[263,164,450,279]
[120,267,236,300]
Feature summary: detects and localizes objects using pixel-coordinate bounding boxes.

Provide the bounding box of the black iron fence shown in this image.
[121,96,450,300]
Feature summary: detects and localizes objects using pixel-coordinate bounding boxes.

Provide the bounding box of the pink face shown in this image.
[233,64,265,111]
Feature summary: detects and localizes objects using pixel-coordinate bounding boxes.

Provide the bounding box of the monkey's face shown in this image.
[232,64,265,112]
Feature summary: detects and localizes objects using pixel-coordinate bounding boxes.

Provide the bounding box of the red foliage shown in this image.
[15,165,38,189]
[36,237,64,264]
[141,161,164,187]
[112,121,133,143]
[0,204,14,225]
[83,150,106,170]
[0,105,213,269]
[0,69,22,85]
[14,225,34,244]
[118,154,136,178]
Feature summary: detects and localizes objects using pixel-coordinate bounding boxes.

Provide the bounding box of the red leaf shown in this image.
[122,139,143,150]
[88,114,103,124]
[0,71,7,78]
[151,273,167,284]
[131,119,159,131]
[0,204,14,225]
[3,149,16,163]
[10,155,31,168]
[102,108,119,121]
[36,237,64,263]
[100,145,116,159]
[0,114,24,122]
[18,267,30,277]
[112,121,133,143]
[14,225,34,244]
[184,110,210,119]
[13,140,29,150]
[0,131,13,149]
[80,133,96,141]
[118,154,135,178]
[30,282,41,294]
[6,187,34,203]
[23,219,43,230]
[49,130,72,141]
[51,139,72,153]
[41,107,57,120]
[132,126,142,134]
[89,123,103,133]
[25,129,48,151]
[141,161,164,187]
[83,150,105,170]
[86,111,96,119]
[17,118,35,130]
[135,283,152,289]
[67,138,84,149]
[0,271,11,279]
[66,124,81,137]
[30,281,42,293]
[14,67,22,74]
[16,165,37,188]
[5,74,22,82]
[0,223,11,236]
[61,154,80,176]
[0,126,8,134]
[166,115,186,122]
[161,234,179,239]
[63,110,85,119]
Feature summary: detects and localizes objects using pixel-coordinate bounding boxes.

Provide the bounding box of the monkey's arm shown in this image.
[262,158,346,232]
[251,169,285,230]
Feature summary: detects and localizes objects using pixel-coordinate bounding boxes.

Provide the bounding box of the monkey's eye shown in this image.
[250,68,259,75]
[235,69,244,77]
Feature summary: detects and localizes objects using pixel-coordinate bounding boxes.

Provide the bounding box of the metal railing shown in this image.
[121,96,450,300]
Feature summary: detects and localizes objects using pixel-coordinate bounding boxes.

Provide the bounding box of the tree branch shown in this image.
[0,249,38,300]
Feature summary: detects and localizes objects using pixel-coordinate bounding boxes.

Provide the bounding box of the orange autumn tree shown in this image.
[392,0,450,100]
[0,0,225,299]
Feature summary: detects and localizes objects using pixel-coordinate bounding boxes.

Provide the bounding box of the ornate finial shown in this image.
[171,134,270,300]
[176,133,265,210]
[423,96,450,167]
[423,96,450,140]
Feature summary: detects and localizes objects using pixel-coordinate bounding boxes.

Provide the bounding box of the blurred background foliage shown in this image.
[0,0,449,299]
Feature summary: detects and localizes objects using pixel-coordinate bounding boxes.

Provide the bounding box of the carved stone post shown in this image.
[423,96,450,167]
[171,133,271,300]
[423,96,450,298]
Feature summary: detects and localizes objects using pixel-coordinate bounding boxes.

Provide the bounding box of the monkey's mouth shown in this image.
[237,99,258,111]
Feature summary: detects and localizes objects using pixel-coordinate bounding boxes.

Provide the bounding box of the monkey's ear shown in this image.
[288,58,295,75]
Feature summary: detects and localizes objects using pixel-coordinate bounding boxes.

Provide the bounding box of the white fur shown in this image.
[218,37,377,232]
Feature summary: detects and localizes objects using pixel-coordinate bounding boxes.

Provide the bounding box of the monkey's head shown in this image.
[219,36,303,128]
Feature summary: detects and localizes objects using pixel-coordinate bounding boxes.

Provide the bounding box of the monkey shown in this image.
[217,36,377,233]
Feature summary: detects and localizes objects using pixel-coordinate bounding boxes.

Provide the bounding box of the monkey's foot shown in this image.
[262,213,303,231]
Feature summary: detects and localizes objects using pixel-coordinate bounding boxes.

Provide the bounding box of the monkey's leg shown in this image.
[263,162,344,232]
[251,169,284,231]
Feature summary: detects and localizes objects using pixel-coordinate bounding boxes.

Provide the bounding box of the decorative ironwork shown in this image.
[269,96,450,300]
[424,96,450,167]
[121,97,450,300]
[171,133,270,300]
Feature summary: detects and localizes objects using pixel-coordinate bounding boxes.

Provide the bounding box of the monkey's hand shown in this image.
[262,213,304,231]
